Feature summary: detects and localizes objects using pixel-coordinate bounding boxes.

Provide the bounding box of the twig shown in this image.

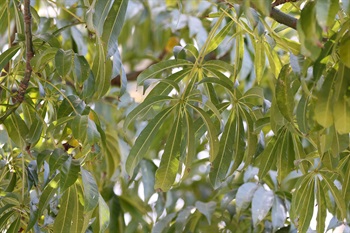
[270,7,298,30]
[15,0,34,103]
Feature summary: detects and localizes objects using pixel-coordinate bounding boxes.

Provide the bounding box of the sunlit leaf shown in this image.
[0,45,20,72]
[275,65,294,122]
[155,111,182,192]
[126,107,175,176]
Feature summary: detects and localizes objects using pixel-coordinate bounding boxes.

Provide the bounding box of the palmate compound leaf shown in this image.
[126,106,176,176]
[155,110,182,192]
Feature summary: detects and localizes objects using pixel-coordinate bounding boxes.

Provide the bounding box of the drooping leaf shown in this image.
[254,37,265,84]
[102,0,129,57]
[155,111,182,192]
[81,168,99,212]
[55,49,73,77]
[296,95,309,134]
[92,0,114,37]
[3,112,29,148]
[60,157,80,192]
[73,55,90,85]
[257,136,279,179]
[140,160,157,202]
[333,97,350,134]
[271,196,287,232]
[316,178,327,233]
[316,0,339,29]
[98,194,110,232]
[210,110,236,188]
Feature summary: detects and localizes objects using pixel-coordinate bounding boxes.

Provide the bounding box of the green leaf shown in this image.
[195,201,216,225]
[102,131,121,179]
[254,37,265,84]
[98,194,110,232]
[252,187,274,226]
[257,136,279,179]
[152,213,176,233]
[53,185,82,233]
[6,214,20,233]
[333,97,350,134]
[292,135,308,174]
[102,0,129,57]
[92,37,112,99]
[296,95,309,134]
[60,157,80,192]
[81,168,99,212]
[202,60,235,75]
[126,107,175,176]
[297,1,322,60]
[55,49,73,76]
[254,0,272,16]
[71,115,101,144]
[3,112,29,148]
[124,96,175,130]
[339,35,350,68]
[210,111,236,188]
[73,55,90,84]
[93,0,114,37]
[31,47,57,72]
[0,45,20,72]
[137,59,193,85]
[27,117,43,145]
[57,95,86,119]
[37,174,60,224]
[155,111,182,192]
[235,182,259,214]
[0,210,15,231]
[277,131,295,184]
[184,110,196,175]
[231,112,246,172]
[174,207,193,233]
[316,0,339,29]
[320,171,346,219]
[205,20,234,55]
[189,105,219,162]
[316,178,327,233]
[275,65,294,122]
[49,148,69,175]
[315,69,335,128]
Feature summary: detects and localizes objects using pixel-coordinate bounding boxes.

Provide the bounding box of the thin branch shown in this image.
[270,7,298,30]
[15,0,34,103]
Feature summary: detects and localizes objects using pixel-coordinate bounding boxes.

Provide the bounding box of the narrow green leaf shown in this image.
[209,110,235,188]
[124,96,174,130]
[6,214,20,233]
[183,110,196,177]
[49,148,69,175]
[202,60,235,74]
[0,210,15,231]
[254,38,265,84]
[103,131,121,179]
[333,97,350,134]
[275,65,294,122]
[27,117,43,145]
[92,37,112,99]
[342,158,350,203]
[73,55,90,84]
[271,196,287,232]
[297,1,322,60]
[53,186,77,233]
[257,136,279,179]
[155,112,182,192]
[140,160,157,202]
[37,174,60,223]
[296,95,309,134]
[231,113,246,172]
[57,95,86,119]
[126,107,175,176]
[316,0,339,29]
[0,45,20,72]
[98,194,110,232]
[31,47,57,72]
[102,0,129,57]
[137,59,193,85]
[297,177,315,233]
[339,36,350,68]
[252,187,274,226]
[81,168,99,212]
[205,20,234,55]
[55,49,73,76]
[93,0,114,36]
[189,105,219,162]
[292,135,308,174]
[316,178,327,233]
[315,70,335,128]
[320,172,346,219]
[60,157,80,192]
[195,201,216,225]
[277,131,295,183]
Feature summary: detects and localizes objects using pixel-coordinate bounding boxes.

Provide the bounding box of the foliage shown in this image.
[0,0,350,232]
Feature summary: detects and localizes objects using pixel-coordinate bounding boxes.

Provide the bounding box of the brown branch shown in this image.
[15,0,34,103]
[270,7,298,30]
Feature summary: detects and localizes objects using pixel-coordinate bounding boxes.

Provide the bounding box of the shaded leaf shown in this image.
[195,201,216,225]
[81,168,99,212]
[252,186,274,226]
[236,182,259,213]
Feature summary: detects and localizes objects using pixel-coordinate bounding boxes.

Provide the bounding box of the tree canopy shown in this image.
[0,0,350,232]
